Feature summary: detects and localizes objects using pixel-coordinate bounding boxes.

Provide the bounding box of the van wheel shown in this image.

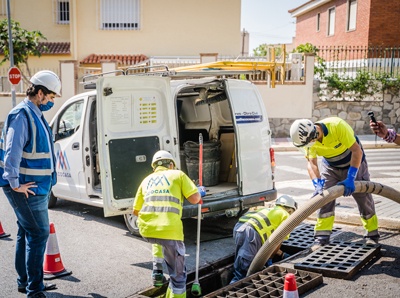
[48,192,57,209]
[124,214,141,237]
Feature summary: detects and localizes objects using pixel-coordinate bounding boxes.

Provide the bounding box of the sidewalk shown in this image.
[272,134,400,152]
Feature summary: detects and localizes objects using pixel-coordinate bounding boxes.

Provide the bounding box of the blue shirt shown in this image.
[3,98,54,188]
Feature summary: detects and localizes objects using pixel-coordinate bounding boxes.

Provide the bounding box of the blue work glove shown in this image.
[197,186,206,197]
[281,252,290,260]
[337,166,358,197]
[266,259,273,267]
[312,178,325,197]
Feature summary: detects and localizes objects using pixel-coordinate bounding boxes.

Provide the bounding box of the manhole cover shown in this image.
[281,224,342,255]
[294,240,381,279]
[205,265,323,298]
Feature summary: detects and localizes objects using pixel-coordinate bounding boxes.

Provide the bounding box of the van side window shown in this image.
[57,100,84,140]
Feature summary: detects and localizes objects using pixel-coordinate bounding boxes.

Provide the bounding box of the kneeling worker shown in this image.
[230,195,297,284]
[133,150,206,298]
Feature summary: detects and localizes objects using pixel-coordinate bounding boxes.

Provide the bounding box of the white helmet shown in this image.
[151,150,176,168]
[290,119,318,148]
[30,70,61,96]
[276,195,298,211]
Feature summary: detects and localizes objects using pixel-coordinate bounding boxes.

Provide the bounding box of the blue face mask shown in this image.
[40,101,54,112]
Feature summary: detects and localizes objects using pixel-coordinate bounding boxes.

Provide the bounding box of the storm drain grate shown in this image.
[281,224,342,255]
[204,265,323,298]
[294,240,381,279]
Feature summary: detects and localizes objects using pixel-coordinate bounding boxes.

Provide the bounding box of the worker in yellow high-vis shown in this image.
[290,117,379,251]
[133,150,205,298]
[230,195,297,284]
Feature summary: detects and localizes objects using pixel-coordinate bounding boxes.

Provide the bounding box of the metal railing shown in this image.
[316,45,400,78]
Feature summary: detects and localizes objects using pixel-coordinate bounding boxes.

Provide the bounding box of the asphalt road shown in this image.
[0,148,399,297]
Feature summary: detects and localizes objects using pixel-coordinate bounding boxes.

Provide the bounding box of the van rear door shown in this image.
[97,76,178,217]
[225,79,273,196]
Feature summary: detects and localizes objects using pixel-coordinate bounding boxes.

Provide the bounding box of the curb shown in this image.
[307,212,400,230]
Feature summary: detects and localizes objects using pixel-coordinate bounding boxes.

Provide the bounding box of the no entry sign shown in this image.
[8,67,21,85]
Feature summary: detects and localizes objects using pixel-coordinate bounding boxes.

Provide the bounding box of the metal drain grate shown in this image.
[281,224,342,255]
[204,265,323,298]
[294,240,381,279]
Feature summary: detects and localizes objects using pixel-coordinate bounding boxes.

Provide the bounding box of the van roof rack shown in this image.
[81,58,287,89]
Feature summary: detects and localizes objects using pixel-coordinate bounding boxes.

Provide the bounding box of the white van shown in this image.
[49,73,277,235]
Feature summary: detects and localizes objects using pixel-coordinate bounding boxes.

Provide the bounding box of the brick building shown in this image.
[289,0,400,47]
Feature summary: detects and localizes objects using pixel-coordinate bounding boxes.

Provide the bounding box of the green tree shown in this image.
[292,43,326,78]
[0,19,48,84]
[253,43,282,58]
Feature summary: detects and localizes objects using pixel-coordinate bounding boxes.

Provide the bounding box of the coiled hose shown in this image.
[247,181,400,276]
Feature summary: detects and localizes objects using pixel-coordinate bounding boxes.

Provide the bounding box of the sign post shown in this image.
[6,0,16,108]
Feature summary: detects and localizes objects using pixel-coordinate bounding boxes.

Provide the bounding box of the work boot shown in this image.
[364,236,379,245]
[310,236,330,252]
[152,270,166,287]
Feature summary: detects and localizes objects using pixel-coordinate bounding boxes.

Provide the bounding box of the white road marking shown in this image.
[367,166,400,171]
[277,165,310,177]
[367,161,400,165]
[379,172,400,176]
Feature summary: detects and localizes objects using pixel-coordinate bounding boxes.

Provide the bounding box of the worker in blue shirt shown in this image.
[0,70,61,298]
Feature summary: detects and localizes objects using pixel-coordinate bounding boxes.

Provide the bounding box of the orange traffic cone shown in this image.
[43,223,72,280]
[0,221,10,239]
[283,273,299,298]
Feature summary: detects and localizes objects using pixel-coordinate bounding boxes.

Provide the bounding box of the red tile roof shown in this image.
[39,42,70,54]
[80,54,148,65]
[0,42,70,55]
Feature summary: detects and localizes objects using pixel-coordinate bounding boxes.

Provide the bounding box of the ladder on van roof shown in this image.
[82,48,288,89]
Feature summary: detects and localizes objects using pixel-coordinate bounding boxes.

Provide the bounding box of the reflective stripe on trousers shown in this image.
[152,244,164,271]
[315,159,379,237]
[145,237,186,297]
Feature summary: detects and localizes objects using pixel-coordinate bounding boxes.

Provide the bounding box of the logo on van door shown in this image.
[56,150,71,177]
[235,112,263,124]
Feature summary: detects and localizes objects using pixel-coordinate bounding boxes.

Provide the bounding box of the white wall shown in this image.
[256,54,314,118]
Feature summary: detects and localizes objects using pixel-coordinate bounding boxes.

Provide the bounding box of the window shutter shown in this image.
[348,0,357,31]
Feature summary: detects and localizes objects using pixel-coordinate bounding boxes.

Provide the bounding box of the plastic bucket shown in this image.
[184,141,221,160]
[184,141,221,186]
[186,158,221,186]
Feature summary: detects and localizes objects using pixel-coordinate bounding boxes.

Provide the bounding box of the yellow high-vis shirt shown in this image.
[133,167,198,241]
[302,117,364,168]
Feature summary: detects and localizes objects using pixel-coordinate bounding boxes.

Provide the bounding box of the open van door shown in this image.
[97,76,178,217]
[225,80,274,196]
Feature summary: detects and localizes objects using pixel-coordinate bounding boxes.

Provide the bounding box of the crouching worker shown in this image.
[230,195,297,284]
[133,150,206,298]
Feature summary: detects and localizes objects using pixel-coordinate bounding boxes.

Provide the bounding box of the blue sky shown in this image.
[241,0,301,53]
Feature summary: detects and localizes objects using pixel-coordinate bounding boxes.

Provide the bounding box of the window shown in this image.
[98,0,141,30]
[316,13,321,32]
[53,0,70,24]
[0,0,7,15]
[327,7,335,36]
[347,0,357,31]
[57,101,84,140]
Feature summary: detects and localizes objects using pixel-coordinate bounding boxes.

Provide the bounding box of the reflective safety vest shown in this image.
[134,167,198,241]
[239,206,290,244]
[0,101,56,195]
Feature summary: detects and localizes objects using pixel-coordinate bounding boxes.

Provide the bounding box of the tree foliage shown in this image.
[253,43,282,58]
[0,19,48,83]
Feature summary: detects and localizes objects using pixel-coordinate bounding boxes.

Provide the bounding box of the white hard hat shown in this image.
[151,150,176,168]
[30,70,61,96]
[290,119,318,148]
[276,195,298,210]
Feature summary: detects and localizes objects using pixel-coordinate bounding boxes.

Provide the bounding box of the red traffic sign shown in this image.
[8,67,22,85]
